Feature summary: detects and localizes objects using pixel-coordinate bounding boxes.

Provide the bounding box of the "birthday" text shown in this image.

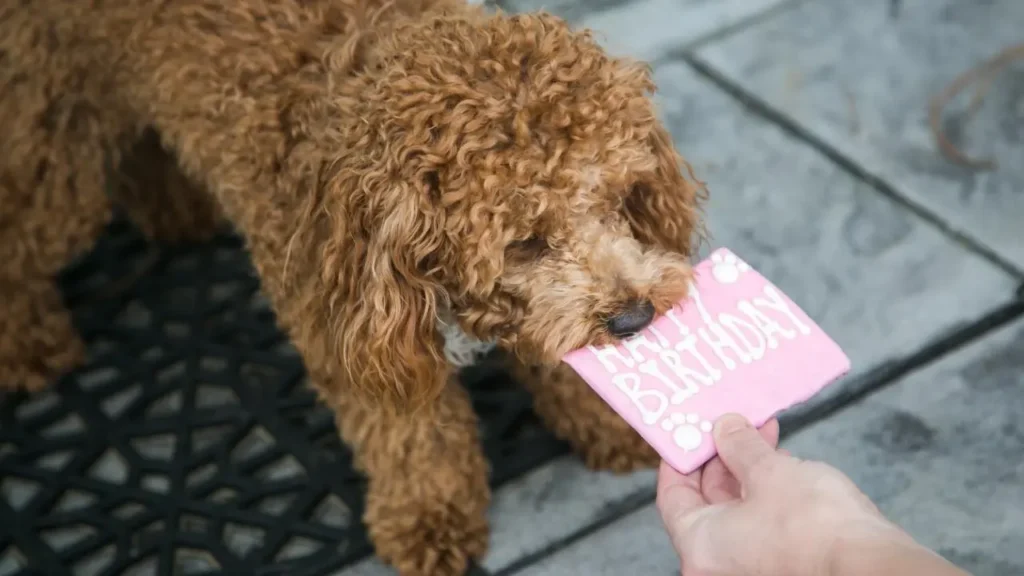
[586,283,811,425]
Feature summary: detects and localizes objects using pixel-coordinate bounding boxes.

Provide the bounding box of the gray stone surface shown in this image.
[497,0,625,21]
[483,458,654,571]
[517,318,1024,576]
[516,505,677,576]
[499,0,792,62]
[782,317,1024,576]
[695,0,1024,272]
[474,60,1017,573]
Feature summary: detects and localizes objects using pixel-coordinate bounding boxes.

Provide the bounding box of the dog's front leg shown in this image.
[507,359,659,473]
[323,375,490,576]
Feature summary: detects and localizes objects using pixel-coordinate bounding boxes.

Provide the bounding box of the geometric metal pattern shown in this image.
[0,216,568,575]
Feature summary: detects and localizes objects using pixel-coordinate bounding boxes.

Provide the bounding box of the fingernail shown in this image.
[714,414,750,436]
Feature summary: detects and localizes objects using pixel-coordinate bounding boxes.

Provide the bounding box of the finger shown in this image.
[657,460,703,505]
[701,456,738,504]
[702,422,779,503]
[656,460,707,533]
[760,418,781,449]
[713,414,779,487]
[661,456,703,486]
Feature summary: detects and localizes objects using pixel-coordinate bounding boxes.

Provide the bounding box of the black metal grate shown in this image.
[0,217,569,576]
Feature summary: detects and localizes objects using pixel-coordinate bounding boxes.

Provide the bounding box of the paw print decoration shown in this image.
[660,413,713,451]
[710,250,751,285]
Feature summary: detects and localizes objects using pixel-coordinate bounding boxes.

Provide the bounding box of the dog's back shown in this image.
[1,0,465,132]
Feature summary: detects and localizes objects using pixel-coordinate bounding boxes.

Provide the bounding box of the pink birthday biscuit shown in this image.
[562,248,851,474]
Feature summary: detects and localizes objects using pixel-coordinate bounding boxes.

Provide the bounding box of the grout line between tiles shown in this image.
[498,0,804,47]
[678,54,1024,280]
[781,297,1024,432]
[493,0,635,22]
[659,0,808,59]
[492,488,655,576]
[467,561,495,576]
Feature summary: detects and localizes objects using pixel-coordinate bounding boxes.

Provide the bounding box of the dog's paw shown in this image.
[578,427,660,473]
[367,497,489,576]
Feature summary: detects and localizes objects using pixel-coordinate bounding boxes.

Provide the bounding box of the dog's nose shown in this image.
[607,299,656,338]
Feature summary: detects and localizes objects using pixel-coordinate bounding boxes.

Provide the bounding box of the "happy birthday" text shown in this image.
[586,283,811,425]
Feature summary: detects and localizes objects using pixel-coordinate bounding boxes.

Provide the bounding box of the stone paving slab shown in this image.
[518,317,1024,576]
[470,60,1018,574]
[781,317,1024,576]
[694,0,1024,273]
[515,505,677,576]
[498,0,792,62]
[482,457,654,571]
[331,459,657,575]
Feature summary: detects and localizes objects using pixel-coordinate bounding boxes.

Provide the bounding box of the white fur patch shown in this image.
[581,166,602,192]
[437,319,497,367]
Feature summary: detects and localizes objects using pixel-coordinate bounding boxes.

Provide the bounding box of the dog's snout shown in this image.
[607,299,655,338]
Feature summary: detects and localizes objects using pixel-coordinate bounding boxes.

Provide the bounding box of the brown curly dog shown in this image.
[0,0,706,573]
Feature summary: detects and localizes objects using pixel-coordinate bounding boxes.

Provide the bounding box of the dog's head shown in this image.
[308,10,705,413]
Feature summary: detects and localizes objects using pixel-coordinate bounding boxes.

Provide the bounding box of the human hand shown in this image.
[656,414,909,576]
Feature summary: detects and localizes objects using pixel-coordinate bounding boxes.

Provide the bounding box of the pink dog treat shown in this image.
[562,248,851,474]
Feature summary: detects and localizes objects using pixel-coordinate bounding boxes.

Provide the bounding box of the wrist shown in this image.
[817,516,905,576]
[825,523,965,576]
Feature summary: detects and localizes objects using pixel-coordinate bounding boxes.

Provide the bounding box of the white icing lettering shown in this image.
[690,283,750,369]
[585,277,818,433]
[698,325,750,369]
[673,329,723,383]
[612,373,667,425]
[754,286,812,335]
[659,349,713,393]
[648,325,671,348]
[719,312,767,360]
[589,344,635,373]
[687,281,713,324]
[738,299,794,348]
[623,333,664,362]
[664,308,689,336]
[639,359,695,405]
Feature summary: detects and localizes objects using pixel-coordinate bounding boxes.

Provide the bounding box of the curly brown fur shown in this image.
[1,1,705,573]
[114,129,227,243]
[507,359,661,472]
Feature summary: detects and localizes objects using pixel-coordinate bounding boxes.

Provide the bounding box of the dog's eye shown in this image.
[506,234,549,259]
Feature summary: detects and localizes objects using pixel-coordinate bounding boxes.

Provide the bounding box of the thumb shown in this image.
[713,414,779,488]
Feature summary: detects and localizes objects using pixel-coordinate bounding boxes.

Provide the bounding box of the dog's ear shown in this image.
[623,124,707,255]
[315,175,450,416]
